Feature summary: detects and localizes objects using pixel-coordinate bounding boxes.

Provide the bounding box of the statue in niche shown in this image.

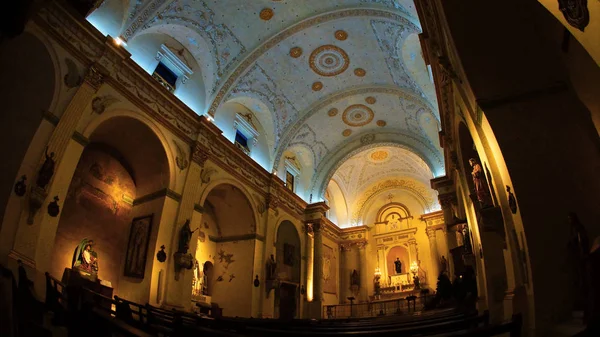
[174,219,197,279]
[72,238,99,280]
[350,269,360,287]
[266,254,277,281]
[468,158,489,207]
[440,256,448,274]
[36,147,56,189]
[177,219,195,254]
[394,258,402,274]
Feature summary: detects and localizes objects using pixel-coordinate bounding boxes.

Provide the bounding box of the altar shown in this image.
[388,273,411,286]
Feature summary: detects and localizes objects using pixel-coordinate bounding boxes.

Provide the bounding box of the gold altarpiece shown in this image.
[372,203,420,294]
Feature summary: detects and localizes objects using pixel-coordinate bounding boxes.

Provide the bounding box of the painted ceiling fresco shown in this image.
[89,0,443,212]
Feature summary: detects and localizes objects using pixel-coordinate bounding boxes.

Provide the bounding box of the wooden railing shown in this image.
[323,295,431,319]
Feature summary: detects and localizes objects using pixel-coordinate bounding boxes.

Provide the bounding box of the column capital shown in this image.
[192,142,209,166]
[438,192,457,208]
[340,243,352,252]
[426,227,437,239]
[356,240,367,250]
[408,238,417,246]
[83,66,104,90]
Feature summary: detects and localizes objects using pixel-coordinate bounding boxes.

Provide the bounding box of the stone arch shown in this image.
[215,95,276,170]
[83,109,177,192]
[50,114,172,303]
[199,181,258,317]
[353,180,434,226]
[274,220,301,319]
[130,22,215,90]
[198,179,259,236]
[312,140,439,201]
[0,30,57,225]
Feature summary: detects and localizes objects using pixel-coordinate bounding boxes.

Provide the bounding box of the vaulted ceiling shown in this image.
[88,0,444,213]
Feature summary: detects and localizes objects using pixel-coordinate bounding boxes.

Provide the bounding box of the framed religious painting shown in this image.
[124,214,154,278]
[283,243,295,266]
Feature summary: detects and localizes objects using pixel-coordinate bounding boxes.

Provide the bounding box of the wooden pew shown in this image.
[242,311,489,336]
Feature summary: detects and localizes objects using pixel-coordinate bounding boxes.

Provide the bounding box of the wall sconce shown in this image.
[254,275,260,287]
[47,196,60,217]
[14,175,27,197]
[156,245,167,262]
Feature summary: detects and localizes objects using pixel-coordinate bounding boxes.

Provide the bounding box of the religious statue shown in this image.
[36,147,55,189]
[413,275,421,289]
[468,158,488,206]
[266,254,277,281]
[373,274,381,296]
[177,219,194,254]
[72,239,99,280]
[394,258,402,274]
[440,256,448,274]
[350,269,360,286]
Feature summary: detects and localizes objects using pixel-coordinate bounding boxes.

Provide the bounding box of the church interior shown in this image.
[0,1,599,336]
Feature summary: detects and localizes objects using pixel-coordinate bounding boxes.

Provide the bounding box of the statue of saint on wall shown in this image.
[72,238,99,280]
[266,254,277,281]
[394,258,402,274]
[350,269,360,287]
[177,219,195,254]
[468,158,490,207]
[440,256,448,274]
[36,147,56,189]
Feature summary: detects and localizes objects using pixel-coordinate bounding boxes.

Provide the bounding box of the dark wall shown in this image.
[0,32,55,225]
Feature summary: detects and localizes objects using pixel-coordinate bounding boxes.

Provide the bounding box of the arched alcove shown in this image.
[386,246,410,278]
[50,116,170,301]
[0,32,56,225]
[199,183,257,317]
[274,220,301,319]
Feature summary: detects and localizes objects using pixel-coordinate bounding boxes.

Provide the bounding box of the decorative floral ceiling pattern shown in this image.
[91,0,443,205]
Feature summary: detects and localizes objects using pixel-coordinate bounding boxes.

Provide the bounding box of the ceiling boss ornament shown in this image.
[260,8,274,21]
[342,129,352,137]
[328,108,339,117]
[312,81,323,91]
[334,30,348,41]
[354,68,366,77]
[376,120,387,127]
[309,45,350,77]
[558,0,589,31]
[365,96,376,104]
[343,104,374,127]
[289,47,302,58]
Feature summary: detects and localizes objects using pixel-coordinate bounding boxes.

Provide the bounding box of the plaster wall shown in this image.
[211,240,256,317]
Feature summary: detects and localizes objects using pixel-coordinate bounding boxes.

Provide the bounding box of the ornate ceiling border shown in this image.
[207,8,419,117]
[351,178,435,226]
[311,133,444,200]
[273,84,438,169]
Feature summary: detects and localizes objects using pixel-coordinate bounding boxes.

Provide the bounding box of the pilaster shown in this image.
[162,142,207,309]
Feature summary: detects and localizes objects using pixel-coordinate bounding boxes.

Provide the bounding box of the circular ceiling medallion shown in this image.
[260,8,274,20]
[376,120,387,127]
[370,150,389,162]
[342,104,374,127]
[289,47,302,58]
[309,45,349,77]
[334,30,348,41]
[328,108,338,117]
[354,68,366,77]
[365,96,376,104]
[342,129,352,137]
[312,81,323,91]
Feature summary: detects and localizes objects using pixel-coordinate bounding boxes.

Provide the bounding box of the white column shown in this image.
[427,228,440,282]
